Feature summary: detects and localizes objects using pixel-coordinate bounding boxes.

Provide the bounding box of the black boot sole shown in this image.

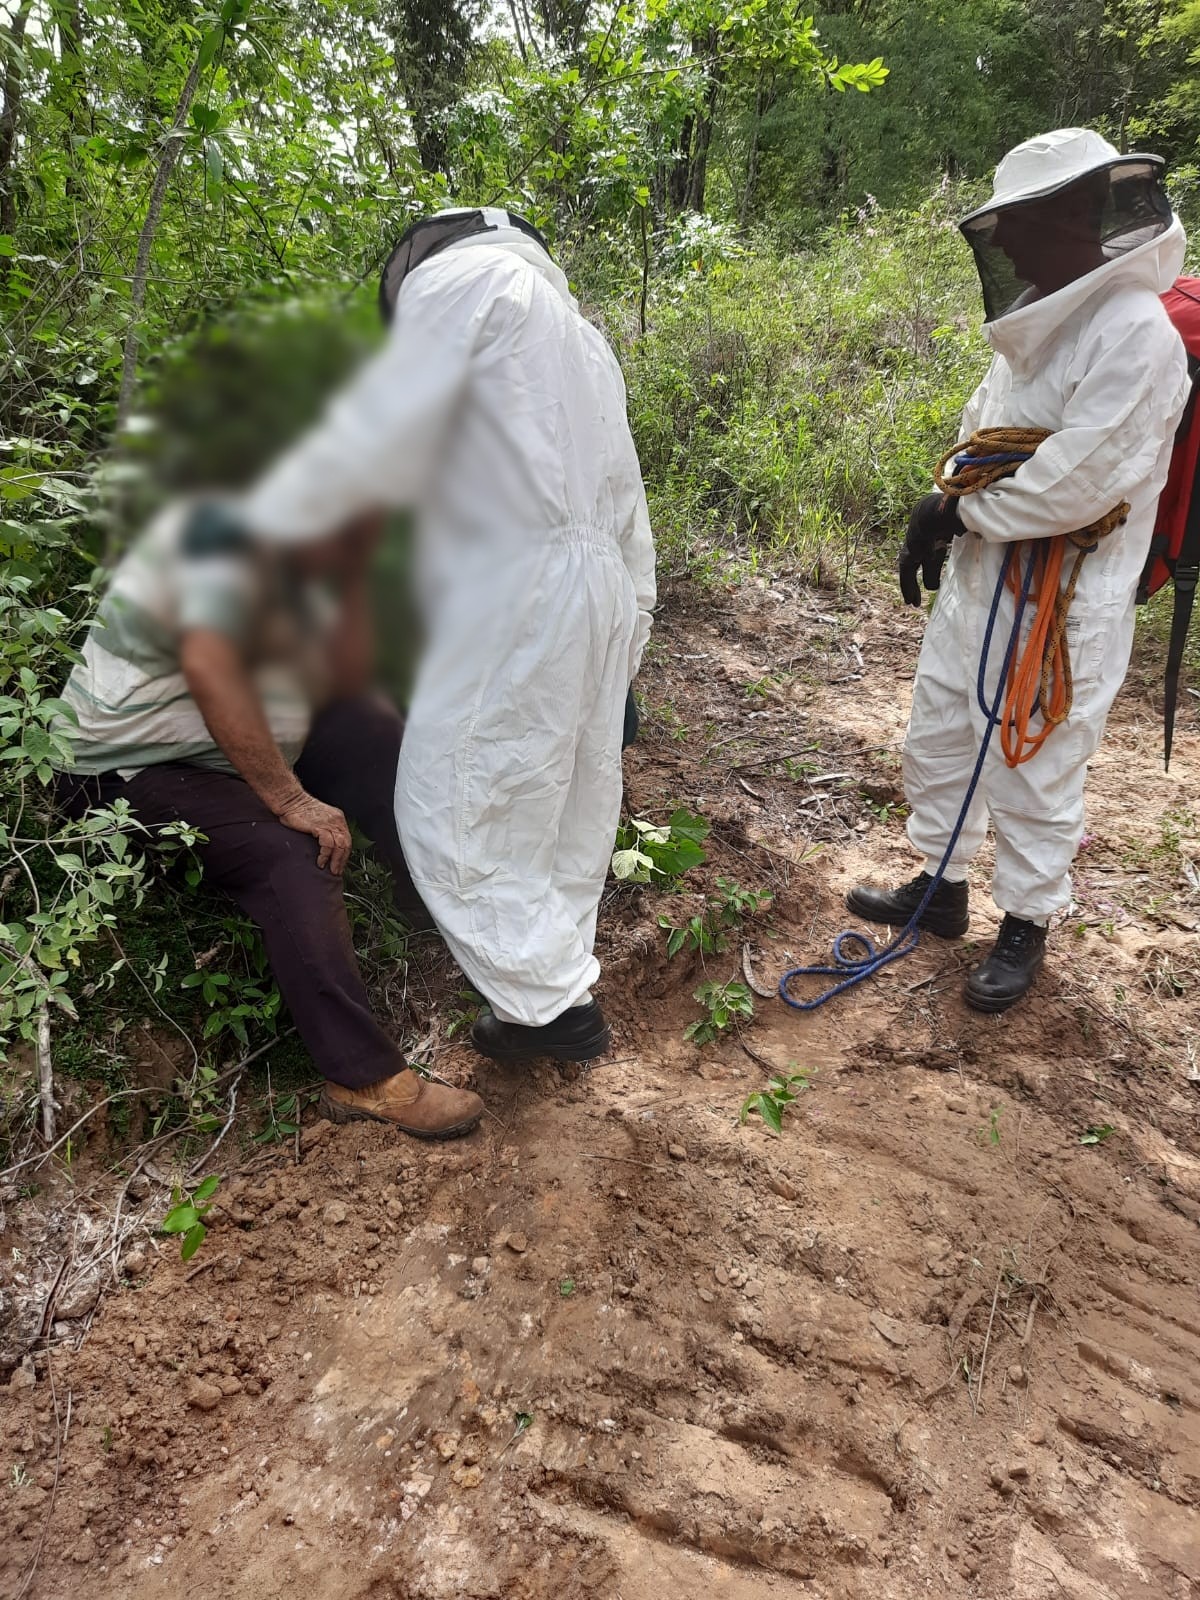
[964,986,1028,1014]
[844,888,969,940]
[964,956,1043,1014]
[470,1024,612,1064]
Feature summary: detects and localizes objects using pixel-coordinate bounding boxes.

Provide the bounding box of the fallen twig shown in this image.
[38,1258,69,1342]
[973,1263,1004,1414]
[0,1033,285,1186]
[736,776,768,802]
[578,1152,672,1174]
[729,746,821,774]
[736,1029,785,1076]
[109,1140,176,1284]
[1021,1296,1038,1348]
[1024,1555,1069,1594]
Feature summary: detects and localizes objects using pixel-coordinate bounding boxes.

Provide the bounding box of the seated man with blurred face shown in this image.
[55,325,484,1141]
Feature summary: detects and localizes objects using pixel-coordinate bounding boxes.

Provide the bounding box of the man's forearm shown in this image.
[181,630,303,813]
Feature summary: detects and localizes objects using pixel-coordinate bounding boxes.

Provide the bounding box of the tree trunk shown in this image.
[116,55,202,433]
[638,199,650,337]
[684,67,721,213]
[54,0,89,136]
[412,114,448,177]
[667,112,694,211]
[0,0,34,253]
[518,0,543,61]
[507,0,529,62]
[53,0,89,208]
[739,75,772,230]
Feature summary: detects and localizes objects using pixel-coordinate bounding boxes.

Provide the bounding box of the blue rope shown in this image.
[778,546,1038,1012]
[952,450,1034,472]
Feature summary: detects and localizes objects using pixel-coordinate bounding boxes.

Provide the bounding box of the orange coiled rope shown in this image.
[933,428,1129,767]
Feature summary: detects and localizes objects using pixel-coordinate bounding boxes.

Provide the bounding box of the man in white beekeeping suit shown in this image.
[849,130,1189,1013]
[226,208,655,1102]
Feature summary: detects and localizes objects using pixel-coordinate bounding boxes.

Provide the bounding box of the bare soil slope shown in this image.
[3,575,1198,1600]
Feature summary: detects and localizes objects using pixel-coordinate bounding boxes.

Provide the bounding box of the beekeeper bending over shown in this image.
[231,208,655,1080]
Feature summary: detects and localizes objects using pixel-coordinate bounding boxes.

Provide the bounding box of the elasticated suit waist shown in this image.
[524,521,620,550]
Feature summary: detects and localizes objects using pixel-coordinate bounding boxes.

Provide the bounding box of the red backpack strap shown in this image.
[1164,432,1200,769]
[1139,347,1200,603]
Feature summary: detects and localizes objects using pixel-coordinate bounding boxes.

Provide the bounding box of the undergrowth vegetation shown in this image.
[622,197,981,583]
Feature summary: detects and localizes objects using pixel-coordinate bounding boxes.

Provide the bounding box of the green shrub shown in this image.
[612,808,710,887]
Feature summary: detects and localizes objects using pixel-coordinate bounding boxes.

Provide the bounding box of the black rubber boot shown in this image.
[964,915,1046,1013]
[471,999,612,1063]
[846,871,969,939]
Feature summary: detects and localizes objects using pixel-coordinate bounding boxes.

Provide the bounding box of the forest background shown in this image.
[1,0,1198,1156]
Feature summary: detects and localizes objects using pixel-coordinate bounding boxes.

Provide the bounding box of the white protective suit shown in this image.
[241,218,656,1024]
[904,153,1190,921]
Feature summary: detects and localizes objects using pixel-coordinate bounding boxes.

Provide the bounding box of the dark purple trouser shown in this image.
[58,696,422,1089]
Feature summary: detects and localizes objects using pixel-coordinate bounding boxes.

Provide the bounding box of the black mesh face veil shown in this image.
[959,159,1173,322]
[378,210,552,322]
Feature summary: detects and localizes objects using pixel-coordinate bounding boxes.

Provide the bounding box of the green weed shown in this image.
[685,980,754,1045]
[648,700,690,742]
[739,1070,814,1136]
[659,877,771,959]
[1079,1124,1115,1146]
[659,912,723,960]
[976,1106,1003,1148]
[160,1174,221,1262]
[253,1088,312,1146]
[445,989,486,1041]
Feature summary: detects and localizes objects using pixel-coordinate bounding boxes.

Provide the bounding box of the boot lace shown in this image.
[997,916,1038,956]
[902,871,935,897]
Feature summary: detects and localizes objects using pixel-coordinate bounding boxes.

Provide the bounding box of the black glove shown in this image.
[622,687,640,750]
[898,492,965,607]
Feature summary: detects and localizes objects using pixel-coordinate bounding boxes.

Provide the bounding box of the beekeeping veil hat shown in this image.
[379,207,554,323]
[958,128,1174,321]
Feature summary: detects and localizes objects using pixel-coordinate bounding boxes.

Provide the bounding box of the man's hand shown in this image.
[898,492,965,607]
[274,792,353,874]
[182,628,352,868]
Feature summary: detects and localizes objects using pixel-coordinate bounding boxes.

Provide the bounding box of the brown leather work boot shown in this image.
[320,1069,483,1140]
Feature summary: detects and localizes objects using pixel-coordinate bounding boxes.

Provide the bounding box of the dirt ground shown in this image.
[2,572,1198,1600]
